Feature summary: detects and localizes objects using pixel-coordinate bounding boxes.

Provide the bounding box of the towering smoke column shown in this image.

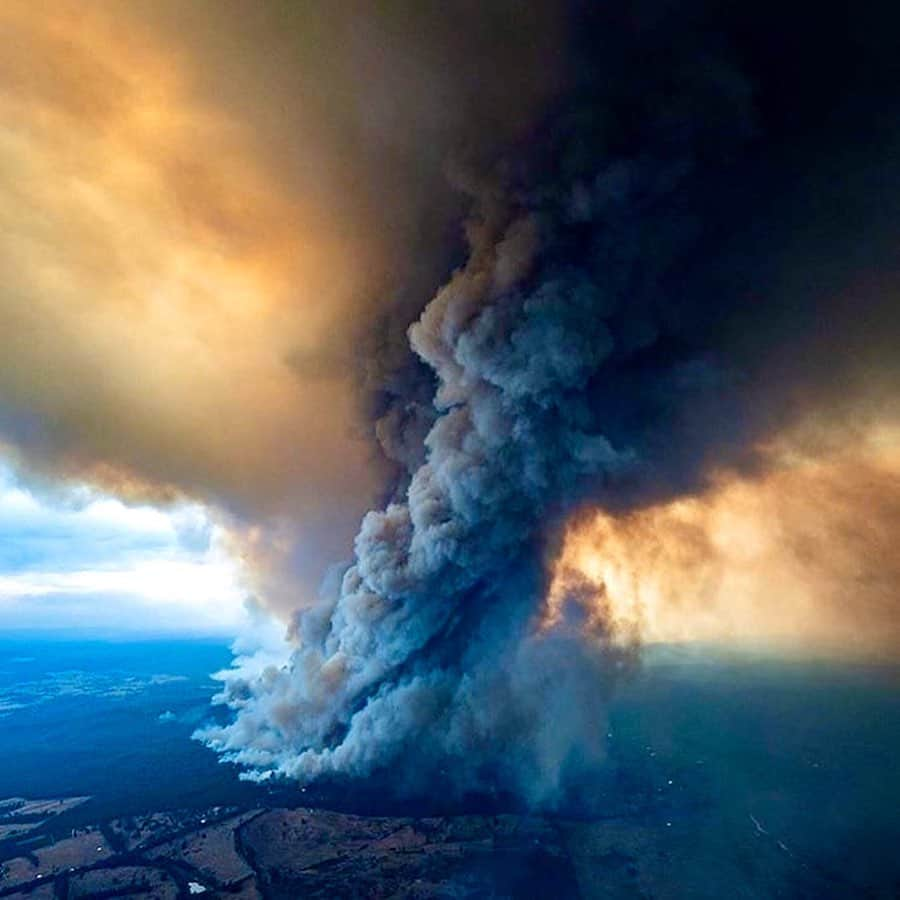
[200,0,900,804]
[201,6,765,802]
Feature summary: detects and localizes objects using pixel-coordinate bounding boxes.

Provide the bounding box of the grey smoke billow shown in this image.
[200,1,900,803]
[199,9,753,803]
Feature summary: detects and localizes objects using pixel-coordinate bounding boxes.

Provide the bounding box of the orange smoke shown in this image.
[0,1,562,611]
[544,427,900,656]
[0,0,375,504]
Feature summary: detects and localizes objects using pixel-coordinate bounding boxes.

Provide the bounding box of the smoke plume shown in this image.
[201,2,900,803]
[1,1,899,804]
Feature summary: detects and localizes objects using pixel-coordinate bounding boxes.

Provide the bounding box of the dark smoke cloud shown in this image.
[202,0,900,804]
[6,0,898,802]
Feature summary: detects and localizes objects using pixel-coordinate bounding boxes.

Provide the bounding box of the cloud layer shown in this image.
[0,465,245,635]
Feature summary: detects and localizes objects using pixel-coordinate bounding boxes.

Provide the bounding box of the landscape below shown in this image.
[0,639,897,898]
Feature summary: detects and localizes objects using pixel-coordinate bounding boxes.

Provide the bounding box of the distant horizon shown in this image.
[0,629,237,644]
[3,632,898,672]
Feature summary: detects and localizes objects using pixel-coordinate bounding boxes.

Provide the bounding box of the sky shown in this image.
[0,463,248,636]
[1,0,899,798]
